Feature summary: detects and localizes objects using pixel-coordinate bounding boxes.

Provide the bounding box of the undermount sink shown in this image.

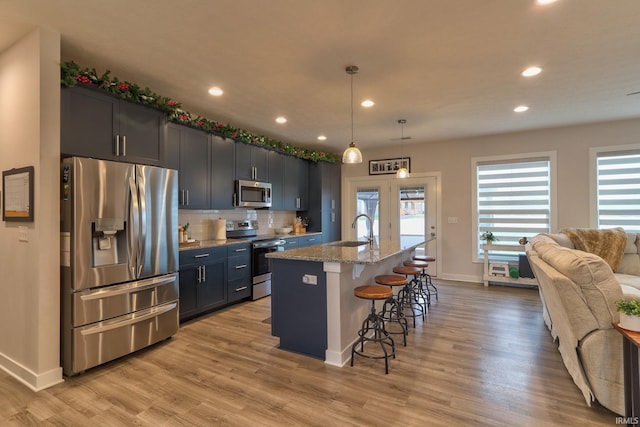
[331,240,370,247]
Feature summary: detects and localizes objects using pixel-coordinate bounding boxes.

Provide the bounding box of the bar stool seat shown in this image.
[375,274,409,346]
[351,285,396,374]
[392,266,425,327]
[413,255,435,262]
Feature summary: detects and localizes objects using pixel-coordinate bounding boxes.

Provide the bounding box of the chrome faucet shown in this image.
[352,214,374,244]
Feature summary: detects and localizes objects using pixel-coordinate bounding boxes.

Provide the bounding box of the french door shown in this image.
[345,174,439,274]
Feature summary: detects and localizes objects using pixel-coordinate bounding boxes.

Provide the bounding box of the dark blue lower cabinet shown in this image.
[271,259,327,359]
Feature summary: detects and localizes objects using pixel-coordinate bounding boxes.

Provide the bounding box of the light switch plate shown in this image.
[18,226,28,242]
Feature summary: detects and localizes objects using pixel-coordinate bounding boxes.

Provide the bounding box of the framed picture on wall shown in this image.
[2,166,34,222]
[369,157,411,175]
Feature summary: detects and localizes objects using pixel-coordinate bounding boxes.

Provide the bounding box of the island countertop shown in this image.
[266,235,424,264]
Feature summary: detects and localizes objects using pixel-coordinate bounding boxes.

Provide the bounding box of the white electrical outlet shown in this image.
[302,274,317,285]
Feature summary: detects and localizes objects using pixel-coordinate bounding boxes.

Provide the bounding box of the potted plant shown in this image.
[616,299,640,332]
[481,231,498,244]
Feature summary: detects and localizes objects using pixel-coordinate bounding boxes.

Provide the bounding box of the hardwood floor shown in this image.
[1,281,618,426]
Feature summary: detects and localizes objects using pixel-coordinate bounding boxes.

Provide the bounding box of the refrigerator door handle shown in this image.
[79,274,177,301]
[128,175,140,276]
[137,168,147,278]
[79,302,177,336]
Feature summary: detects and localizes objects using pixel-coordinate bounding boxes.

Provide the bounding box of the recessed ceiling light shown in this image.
[317,135,327,141]
[514,105,529,113]
[522,66,542,77]
[275,116,287,124]
[361,100,375,108]
[208,86,223,96]
[536,0,557,4]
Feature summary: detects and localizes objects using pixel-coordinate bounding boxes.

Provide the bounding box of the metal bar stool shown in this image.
[392,266,425,327]
[412,255,439,301]
[375,274,409,346]
[403,260,432,311]
[351,285,396,374]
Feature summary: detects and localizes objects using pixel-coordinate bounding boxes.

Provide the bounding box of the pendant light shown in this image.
[342,65,363,164]
[396,119,410,178]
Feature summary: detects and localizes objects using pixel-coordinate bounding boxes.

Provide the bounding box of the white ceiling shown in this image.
[2,0,640,155]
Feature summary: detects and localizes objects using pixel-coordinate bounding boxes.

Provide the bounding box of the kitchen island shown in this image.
[266,236,425,367]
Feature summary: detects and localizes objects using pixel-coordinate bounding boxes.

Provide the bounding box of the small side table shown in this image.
[613,323,640,417]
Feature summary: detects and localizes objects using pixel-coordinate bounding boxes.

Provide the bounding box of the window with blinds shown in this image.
[476,159,551,260]
[596,151,640,231]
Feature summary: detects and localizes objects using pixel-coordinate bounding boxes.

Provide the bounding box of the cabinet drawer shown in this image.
[227,243,251,257]
[179,246,226,266]
[283,237,298,250]
[227,278,251,302]
[228,253,251,281]
[298,235,321,247]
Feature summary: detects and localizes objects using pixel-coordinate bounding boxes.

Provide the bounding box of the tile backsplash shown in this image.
[179,209,296,240]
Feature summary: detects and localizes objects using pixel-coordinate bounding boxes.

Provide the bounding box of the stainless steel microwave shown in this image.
[235,180,272,208]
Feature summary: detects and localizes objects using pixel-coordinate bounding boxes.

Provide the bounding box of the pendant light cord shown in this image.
[350,71,354,143]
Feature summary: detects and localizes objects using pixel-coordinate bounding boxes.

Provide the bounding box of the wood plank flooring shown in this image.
[0,281,619,426]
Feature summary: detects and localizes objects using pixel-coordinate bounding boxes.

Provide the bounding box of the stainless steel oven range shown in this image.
[226,221,285,300]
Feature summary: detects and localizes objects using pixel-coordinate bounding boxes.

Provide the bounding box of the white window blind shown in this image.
[596,151,640,231]
[477,159,551,260]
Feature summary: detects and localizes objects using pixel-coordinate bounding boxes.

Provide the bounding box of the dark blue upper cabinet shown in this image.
[235,143,269,181]
[61,85,167,167]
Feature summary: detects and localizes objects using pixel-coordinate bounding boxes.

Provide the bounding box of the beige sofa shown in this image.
[526,229,640,415]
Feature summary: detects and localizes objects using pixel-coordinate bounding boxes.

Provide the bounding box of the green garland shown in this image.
[60,61,341,163]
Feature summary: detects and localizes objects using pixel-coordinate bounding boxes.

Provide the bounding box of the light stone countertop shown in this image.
[179,231,323,251]
[266,235,425,264]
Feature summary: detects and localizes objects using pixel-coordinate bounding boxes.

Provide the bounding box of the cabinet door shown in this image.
[211,135,235,209]
[235,143,269,181]
[178,126,210,209]
[268,151,285,209]
[61,86,118,160]
[284,156,308,210]
[118,101,166,166]
[198,258,227,312]
[178,265,199,321]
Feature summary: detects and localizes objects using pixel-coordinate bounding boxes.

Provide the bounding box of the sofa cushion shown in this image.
[624,232,638,253]
[532,240,622,329]
[560,227,627,272]
[616,273,640,290]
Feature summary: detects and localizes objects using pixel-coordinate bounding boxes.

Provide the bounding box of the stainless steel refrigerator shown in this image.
[60,157,179,375]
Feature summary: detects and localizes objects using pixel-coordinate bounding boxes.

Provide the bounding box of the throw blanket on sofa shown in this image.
[560,227,627,272]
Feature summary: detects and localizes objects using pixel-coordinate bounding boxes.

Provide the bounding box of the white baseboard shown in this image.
[0,352,63,391]
[439,272,483,283]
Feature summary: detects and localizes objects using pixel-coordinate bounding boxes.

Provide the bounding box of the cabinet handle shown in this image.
[181,190,184,205]
[194,253,210,258]
[331,212,335,222]
[234,286,248,292]
[197,265,202,283]
[331,199,335,209]
[296,197,300,209]
[186,190,189,206]
[308,238,316,242]
[234,248,247,252]
[235,264,247,269]
[122,135,126,157]
[201,265,206,282]
[115,135,120,156]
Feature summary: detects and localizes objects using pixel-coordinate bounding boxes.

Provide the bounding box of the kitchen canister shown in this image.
[213,218,227,240]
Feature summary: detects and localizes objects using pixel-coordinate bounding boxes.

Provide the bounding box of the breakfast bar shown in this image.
[266,236,425,367]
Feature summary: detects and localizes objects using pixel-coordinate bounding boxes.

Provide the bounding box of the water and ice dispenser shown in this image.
[92,218,126,267]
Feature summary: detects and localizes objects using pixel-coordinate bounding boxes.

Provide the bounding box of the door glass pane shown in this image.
[356,188,379,239]
[399,186,425,238]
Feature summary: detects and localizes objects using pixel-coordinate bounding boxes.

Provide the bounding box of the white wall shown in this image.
[0,27,63,390]
[341,118,640,282]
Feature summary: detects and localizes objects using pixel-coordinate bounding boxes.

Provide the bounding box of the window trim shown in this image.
[589,143,640,229]
[471,151,557,263]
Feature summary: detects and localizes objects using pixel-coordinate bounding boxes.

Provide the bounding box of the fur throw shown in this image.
[560,227,627,272]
